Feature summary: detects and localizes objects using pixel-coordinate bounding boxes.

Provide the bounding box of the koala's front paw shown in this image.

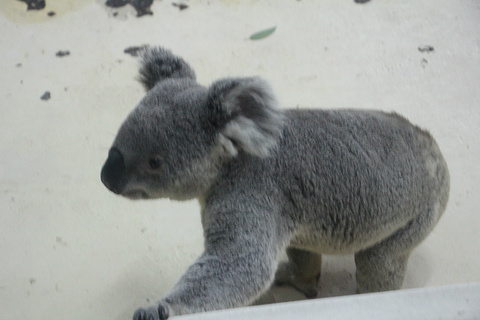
[133,303,169,320]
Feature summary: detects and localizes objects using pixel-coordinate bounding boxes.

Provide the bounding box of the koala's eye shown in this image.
[149,156,162,170]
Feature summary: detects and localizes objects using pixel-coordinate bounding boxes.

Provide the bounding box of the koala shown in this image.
[101,47,449,320]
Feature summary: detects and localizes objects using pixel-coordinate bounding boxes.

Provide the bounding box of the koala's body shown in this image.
[101,48,449,320]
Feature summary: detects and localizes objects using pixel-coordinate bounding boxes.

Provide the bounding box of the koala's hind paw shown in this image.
[275,261,320,299]
[133,303,169,320]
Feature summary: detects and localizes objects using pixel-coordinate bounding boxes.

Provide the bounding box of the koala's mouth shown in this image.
[122,189,149,200]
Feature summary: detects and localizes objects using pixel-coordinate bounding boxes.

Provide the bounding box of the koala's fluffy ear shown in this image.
[138,47,196,91]
[208,77,284,158]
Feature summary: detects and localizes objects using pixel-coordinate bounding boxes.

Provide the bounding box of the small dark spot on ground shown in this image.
[421,58,428,68]
[418,45,434,53]
[19,0,46,10]
[124,45,148,57]
[29,278,36,285]
[41,91,51,101]
[105,0,154,17]
[16,63,22,67]
[354,0,371,3]
[47,11,56,16]
[106,0,129,7]
[56,50,70,57]
[113,11,118,16]
[172,3,189,10]
[56,236,68,246]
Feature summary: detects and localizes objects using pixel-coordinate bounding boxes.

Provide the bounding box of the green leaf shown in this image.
[249,26,276,40]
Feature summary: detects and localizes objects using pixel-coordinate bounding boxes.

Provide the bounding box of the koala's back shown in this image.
[266,109,449,253]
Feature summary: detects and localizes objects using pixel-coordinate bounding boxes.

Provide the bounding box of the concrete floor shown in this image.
[1,1,479,319]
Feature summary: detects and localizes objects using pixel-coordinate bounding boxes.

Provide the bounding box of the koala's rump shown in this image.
[273,109,448,253]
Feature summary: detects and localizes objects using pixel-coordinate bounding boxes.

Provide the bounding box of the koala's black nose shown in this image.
[101,148,127,195]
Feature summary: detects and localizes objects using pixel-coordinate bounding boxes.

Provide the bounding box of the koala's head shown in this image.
[101,47,284,201]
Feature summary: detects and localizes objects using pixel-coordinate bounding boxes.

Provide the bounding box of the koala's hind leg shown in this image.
[275,248,322,298]
[355,248,410,293]
[355,208,441,293]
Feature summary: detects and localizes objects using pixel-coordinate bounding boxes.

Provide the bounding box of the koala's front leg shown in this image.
[133,209,283,320]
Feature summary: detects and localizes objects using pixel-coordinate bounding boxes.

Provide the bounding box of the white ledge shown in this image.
[178,282,480,320]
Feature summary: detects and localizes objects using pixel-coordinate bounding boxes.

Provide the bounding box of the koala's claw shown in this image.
[132,308,146,320]
[133,304,169,320]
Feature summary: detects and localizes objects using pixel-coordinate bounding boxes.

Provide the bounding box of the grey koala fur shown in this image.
[100,47,450,320]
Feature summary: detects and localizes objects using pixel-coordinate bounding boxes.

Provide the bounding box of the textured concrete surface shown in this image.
[1,1,479,319]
